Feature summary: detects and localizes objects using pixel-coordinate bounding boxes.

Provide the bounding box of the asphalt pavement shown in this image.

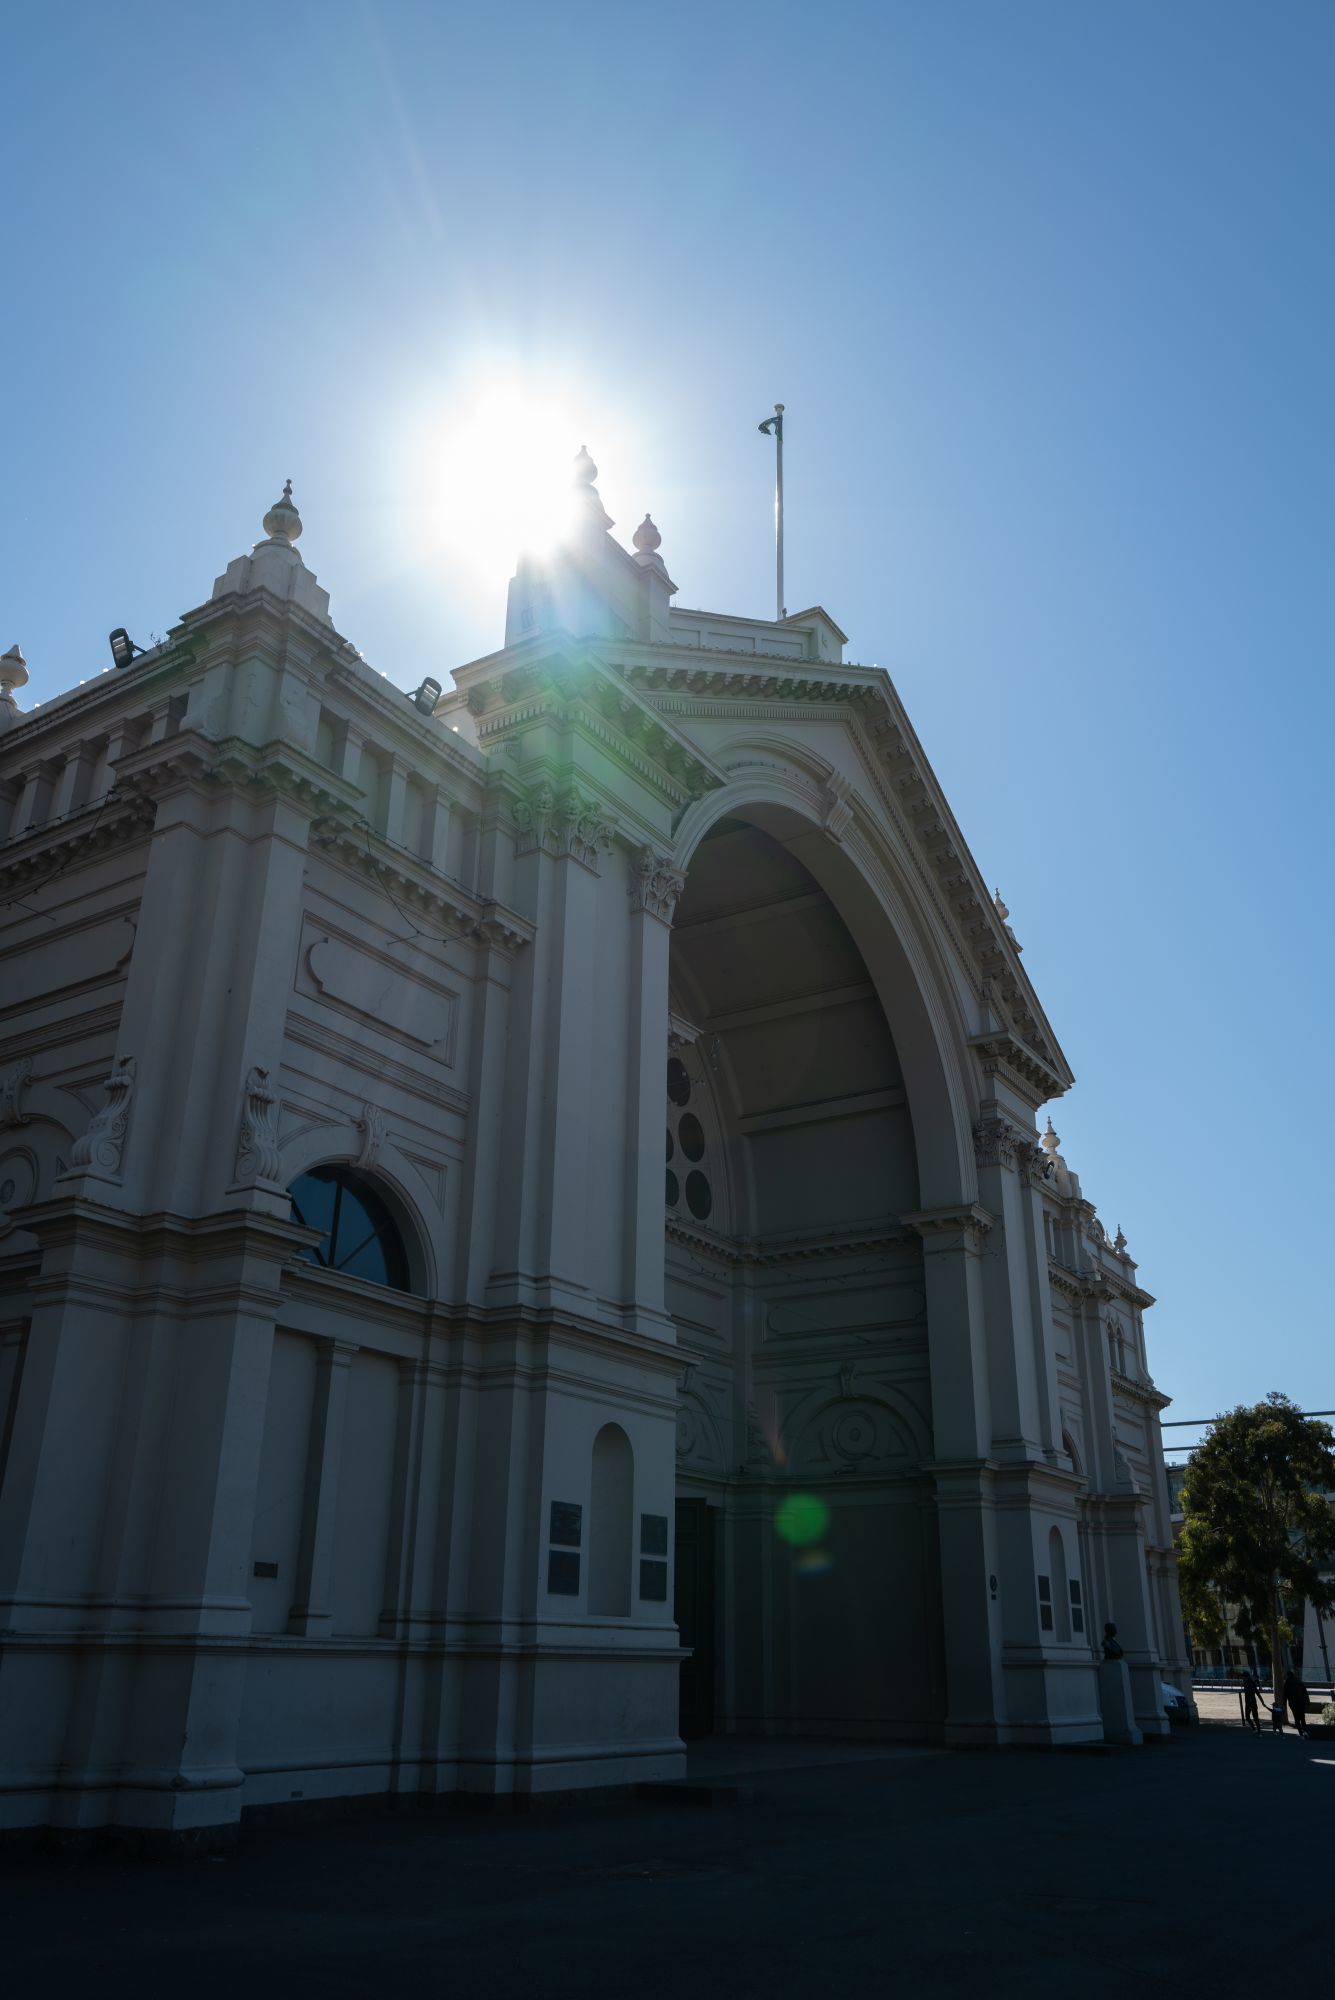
[4,1723,1331,1998]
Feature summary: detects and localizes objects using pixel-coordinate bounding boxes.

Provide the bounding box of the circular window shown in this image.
[666,1127,674,1162]
[667,1057,691,1107]
[678,1113,705,1162]
[685,1171,712,1222]
[289,1165,411,1292]
[666,1169,680,1208]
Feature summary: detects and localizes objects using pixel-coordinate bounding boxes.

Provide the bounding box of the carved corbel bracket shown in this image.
[0,1056,33,1129]
[356,1101,387,1170]
[820,771,855,845]
[235,1064,283,1186]
[62,1054,136,1182]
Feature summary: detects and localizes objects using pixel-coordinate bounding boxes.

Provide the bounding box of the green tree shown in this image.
[1178,1394,1335,1701]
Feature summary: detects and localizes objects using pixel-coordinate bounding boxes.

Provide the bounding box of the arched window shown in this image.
[1048,1526,1072,1643]
[289,1164,411,1293]
[588,1423,634,1617]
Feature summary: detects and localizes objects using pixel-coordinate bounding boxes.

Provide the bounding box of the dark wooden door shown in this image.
[674,1497,716,1738]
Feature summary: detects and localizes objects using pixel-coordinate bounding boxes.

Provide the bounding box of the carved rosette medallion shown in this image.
[830,1408,878,1464]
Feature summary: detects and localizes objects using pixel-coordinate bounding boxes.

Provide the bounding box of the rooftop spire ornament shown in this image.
[571,445,613,533]
[261,479,302,546]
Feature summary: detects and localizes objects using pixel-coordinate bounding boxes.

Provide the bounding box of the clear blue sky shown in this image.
[5,2,1332,1424]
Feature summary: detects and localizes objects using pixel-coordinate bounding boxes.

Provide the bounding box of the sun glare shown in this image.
[433,379,587,583]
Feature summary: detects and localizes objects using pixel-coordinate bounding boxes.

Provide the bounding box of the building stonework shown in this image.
[0,470,1188,1844]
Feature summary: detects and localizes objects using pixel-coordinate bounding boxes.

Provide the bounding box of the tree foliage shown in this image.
[1178,1393,1335,1694]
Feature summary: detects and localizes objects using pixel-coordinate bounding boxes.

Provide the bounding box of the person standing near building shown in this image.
[1240,1668,1262,1733]
[1283,1666,1311,1737]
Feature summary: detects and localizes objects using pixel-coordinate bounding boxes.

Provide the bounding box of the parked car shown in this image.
[1161,1682,1192,1726]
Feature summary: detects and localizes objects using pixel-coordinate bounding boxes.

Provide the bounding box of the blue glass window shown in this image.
[289,1165,410,1293]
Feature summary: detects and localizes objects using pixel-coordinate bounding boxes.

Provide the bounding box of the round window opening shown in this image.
[678,1113,706,1162]
[667,1057,691,1108]
[666,1127,675,1162]
[666,1168,680,1208]
[685,1171,712,1222]
[289,1164,411,1293]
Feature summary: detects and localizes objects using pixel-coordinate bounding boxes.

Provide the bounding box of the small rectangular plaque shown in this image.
[639,1558,668,1603]
[548,1550,580,1596]
[549,1501,582,1548]
[640,1513,668,1556]
[253,1560,279,1579]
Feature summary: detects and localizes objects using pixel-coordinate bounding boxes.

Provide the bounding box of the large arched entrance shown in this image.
[666,802,952,1741]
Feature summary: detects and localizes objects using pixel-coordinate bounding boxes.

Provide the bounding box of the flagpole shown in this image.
[758,402,786,621]
[773,403,785,621]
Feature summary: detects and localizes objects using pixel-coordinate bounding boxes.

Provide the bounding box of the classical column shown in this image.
[287,1340,358,1638]
[622,849,683,1332]
[970,1112,1049,1460]
[487,779,616,1313]
[905,1203,1005,1744]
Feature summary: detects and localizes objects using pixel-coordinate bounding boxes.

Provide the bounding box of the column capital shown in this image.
[629,846,686,925]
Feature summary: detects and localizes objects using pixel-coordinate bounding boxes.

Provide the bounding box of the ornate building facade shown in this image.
[0,460,1187,1845]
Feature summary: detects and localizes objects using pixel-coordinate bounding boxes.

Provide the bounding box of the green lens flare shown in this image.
[775,1492,830,1547]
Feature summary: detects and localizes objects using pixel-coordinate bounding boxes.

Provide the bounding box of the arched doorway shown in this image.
[666,804,948,1741]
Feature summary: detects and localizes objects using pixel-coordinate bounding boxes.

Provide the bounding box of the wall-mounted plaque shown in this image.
[640,1513,668,1556]
[548,1550,580,1596]
[639,1559,668,1603]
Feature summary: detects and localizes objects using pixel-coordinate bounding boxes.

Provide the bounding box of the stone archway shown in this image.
[664,794,967,1741]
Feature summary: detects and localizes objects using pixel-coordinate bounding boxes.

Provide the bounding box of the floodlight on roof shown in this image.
[410,677,442,715]
[108,628,145,670]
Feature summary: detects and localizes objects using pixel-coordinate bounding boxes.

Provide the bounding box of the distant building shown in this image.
[0,461,1188,1845]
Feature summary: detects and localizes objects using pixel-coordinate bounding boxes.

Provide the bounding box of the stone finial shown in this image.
[261,479,303,546]
[571,445,613,532]
[0,645,28,732]
[1114,1224,1128,1253]
[1041,1117,1060,1158]
[633,514,662,555]
[993,887,1009,922]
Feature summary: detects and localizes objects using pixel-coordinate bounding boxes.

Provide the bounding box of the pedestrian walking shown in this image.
[1283,1667,1310,1737]
[1240,1668,1262,1733]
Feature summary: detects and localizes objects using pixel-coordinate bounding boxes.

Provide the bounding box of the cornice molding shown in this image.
[666,1215,918,1268]
[0,789,156,899]
[465,652,725,812]
[901,1204,995,1249]
[308,813,532,956]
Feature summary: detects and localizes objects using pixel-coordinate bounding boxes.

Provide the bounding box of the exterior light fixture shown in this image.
[410,677,442,715]
[108,628,145,670]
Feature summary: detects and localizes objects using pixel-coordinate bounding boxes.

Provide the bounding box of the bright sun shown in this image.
[433,378,587,583]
